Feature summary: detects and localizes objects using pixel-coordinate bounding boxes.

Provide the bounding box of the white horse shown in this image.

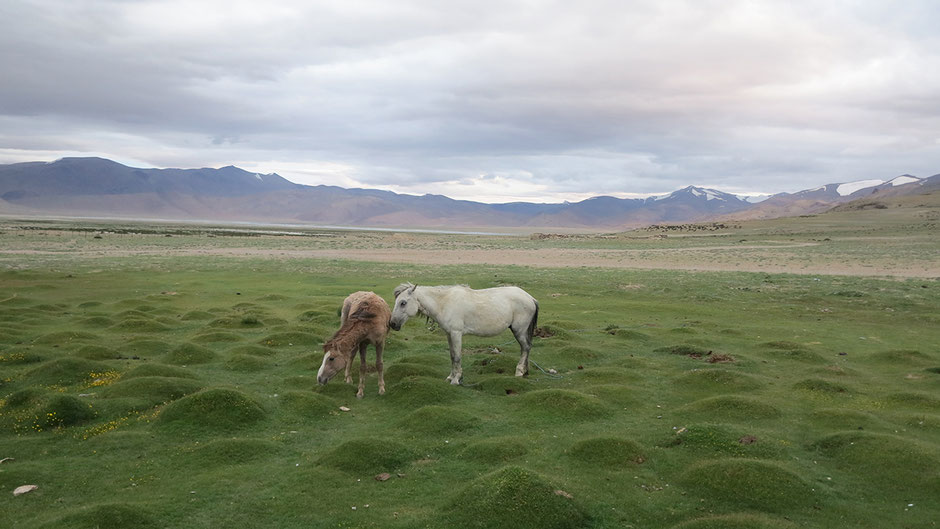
[389,283,539,385]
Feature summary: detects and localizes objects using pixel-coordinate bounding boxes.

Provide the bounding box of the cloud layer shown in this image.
[2,0,939,202]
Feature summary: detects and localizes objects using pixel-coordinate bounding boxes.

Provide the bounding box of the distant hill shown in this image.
[0,157,936,230]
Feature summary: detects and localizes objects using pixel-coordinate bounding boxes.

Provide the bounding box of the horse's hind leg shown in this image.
[446,331,463,385]
[375,341,386,395]
[356,342,368,398]
[511,326,531,377]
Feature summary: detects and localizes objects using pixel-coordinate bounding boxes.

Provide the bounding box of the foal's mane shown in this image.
[322,303,380,356]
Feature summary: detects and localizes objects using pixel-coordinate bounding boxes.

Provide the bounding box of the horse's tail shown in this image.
[527,299,539,345]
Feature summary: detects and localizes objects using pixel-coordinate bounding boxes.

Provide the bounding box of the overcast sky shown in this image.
[1,1,938,203]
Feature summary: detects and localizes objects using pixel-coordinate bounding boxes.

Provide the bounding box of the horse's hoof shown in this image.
[378,388,386,395]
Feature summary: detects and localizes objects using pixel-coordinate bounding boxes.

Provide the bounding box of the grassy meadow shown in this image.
[1,217,938,528]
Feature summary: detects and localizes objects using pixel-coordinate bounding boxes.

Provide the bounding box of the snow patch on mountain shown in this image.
[836,179,883,196]
[888,175,919,186]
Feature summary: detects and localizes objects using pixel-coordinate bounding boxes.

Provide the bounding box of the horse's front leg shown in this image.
[356,342,368,398]
[446,331,463,385]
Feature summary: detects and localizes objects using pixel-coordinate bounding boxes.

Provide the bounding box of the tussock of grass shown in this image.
[180,310,215,321]
[279,390,337,418]
[678,459,815,512]
[110,319,171,332]
[886,392,940,409]
[163,343,217,365]
[677,396,782,421]
[183,438,280,465]
[192,331,243,343]
[75,345,121,360]
[458,438,528,464]
[123,364,198,380]
[0,348,44,364]
[54,503,157,529]
[584,384,635,406]
[811,431,940,498]
[385,376,466,407]
[33,331,101,344]
[397,405,480,434]
[224,354,269,372]
[793,378,849,394]
[670,513,798,529]
[608,329,650,341]
[868,349,932,364]
[808,409,883,430]
[471,354,519,375]
[25,358,108,386]
[98,377,203,407]
[384,361,446,383]
[758,343,825,363]
[77,316,114,327]
[575,367,637,384]
[40,394,97,427]
[655,344,710,356]
[124,339,173,356]
[471,375,534,396]
[157,389,266,433]
[444,466,591,529]
[518,389,607,420]
[660,424,781,458]
[317,438,415,473]
[567,436,645,466]
[258,331,319,347]
[675,369,763,391]
[227,344,276,357]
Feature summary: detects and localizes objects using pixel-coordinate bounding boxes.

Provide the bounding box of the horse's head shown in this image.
[316,345,349,385]
[389,282,418,331]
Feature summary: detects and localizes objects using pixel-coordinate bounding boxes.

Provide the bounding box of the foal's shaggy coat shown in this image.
[316,291,391,398]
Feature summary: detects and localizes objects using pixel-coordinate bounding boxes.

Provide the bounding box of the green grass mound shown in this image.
[259,331,319,347]
[156,389,266,433]
[54,503,157,529]
[458,438,529,464]
[75,345,122,360]
[807,409,884,430]
[279,391,337,418]
[518,389,607,420]
[671,513,798,529]
[0,349,44,365]
[77,316,114,327]
[183,438,280,465]
[470,354,521,375]
[886,392,940,410]
[384,361,447,383]
[98,377,203,407]
[77,301,103,309]
[317,438,415,473]
[224,354,270,372]
[576,367,638,384]
[557,345,603,361]
[660,424,781,458]
[209,314,267,329]
[394,354,446,366]
[471,375,534,396]
[675,369,763,392]
[33,331,101,345]
[677,396,782,422]
[297,309,336,325]
[3,387,47,408]
[385,376,467,407]
[868,349,932,364]
[124,339,173,356]
[793,378,850,394]
[608,328,651,341]
[678,459,815,512]
[535,324,574,340]
[110,318,171,332]
[584,384,635,406]
[227,344,276,357]
[759,342,825,363]
[123,364,198,380]
[25,357,109,386]
[40,394,97,428]
[398,405,480,435]
[444,466,591,529]
[655,344,710,357]
[163,343,217,365]
[181,310,215,321]
[812,431,940,489]
[191,331,243,343]
[283,375,316,389]
[567,436,645,466]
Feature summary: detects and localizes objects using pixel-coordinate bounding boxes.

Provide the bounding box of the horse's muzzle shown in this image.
[389,321,401,331]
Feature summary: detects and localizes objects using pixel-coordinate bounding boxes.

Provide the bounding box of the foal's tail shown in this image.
[526,300,539,345]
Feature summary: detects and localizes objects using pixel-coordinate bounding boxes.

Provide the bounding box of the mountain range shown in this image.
[0,157,937,230]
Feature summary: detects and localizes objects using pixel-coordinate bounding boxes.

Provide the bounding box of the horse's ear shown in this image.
[409,283,418,294]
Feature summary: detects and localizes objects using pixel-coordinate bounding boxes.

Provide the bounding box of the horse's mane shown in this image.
[393,282,414,299]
